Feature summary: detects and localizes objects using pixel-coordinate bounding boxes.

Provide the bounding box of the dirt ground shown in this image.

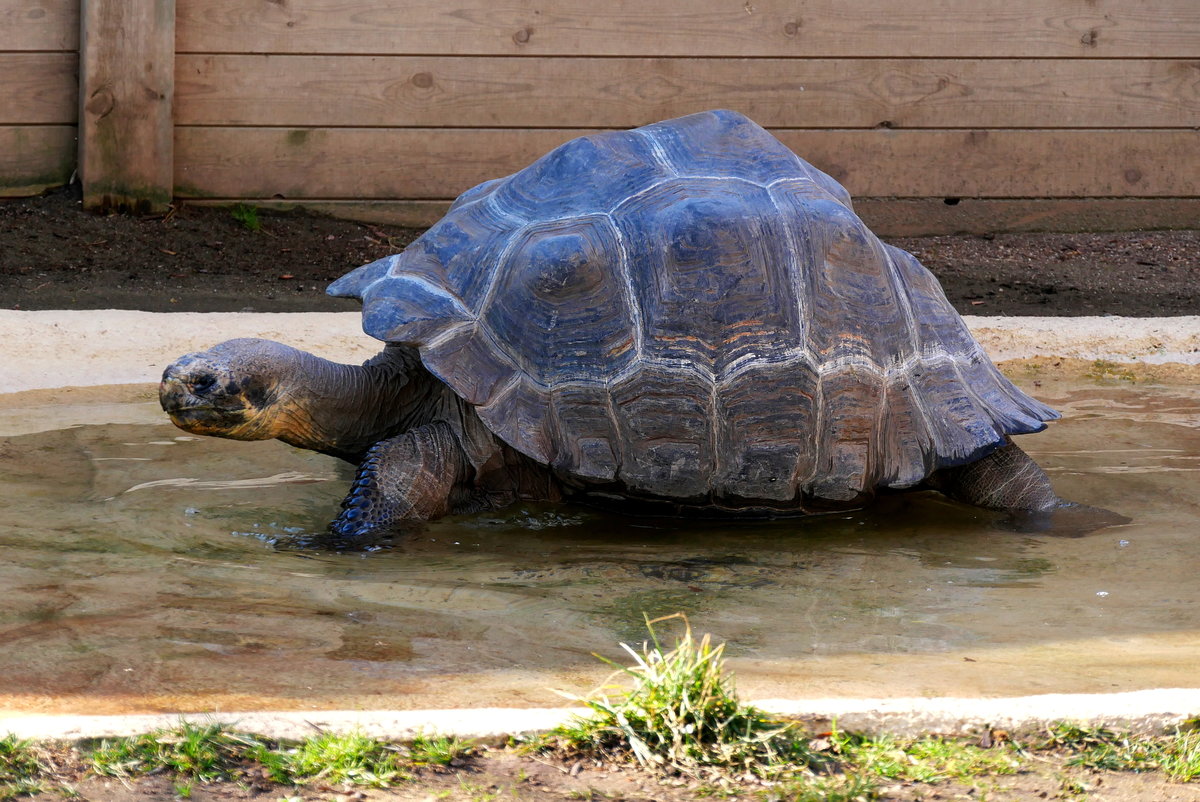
[15,739,1200,802]
[2,188,1198,316]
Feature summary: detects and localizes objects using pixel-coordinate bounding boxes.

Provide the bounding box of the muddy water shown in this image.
[0,379,1197,715]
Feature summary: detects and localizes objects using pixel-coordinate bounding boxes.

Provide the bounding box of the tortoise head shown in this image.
[159,338,296,440]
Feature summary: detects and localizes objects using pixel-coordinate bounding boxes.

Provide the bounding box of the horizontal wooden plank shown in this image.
[800,129,1200,198]
[0,0,79,51]
[185,197,1200,236]
[0,125,75,196]
[176,0,1200,58]
[0,53,77,124]
[175,127,1200,201]
[177,55,1200,129]
[853,198,1200,237]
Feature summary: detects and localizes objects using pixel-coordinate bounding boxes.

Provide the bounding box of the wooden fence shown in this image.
[4,0,1200,233]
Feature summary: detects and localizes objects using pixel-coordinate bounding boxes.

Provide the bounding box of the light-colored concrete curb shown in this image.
[3,689,1198,741]
[2,310,1199,394]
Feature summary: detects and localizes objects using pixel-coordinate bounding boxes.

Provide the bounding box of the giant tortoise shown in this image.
[160,110,1104,539]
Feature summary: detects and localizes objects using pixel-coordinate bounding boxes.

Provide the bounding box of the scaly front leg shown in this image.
[330,421,483,538]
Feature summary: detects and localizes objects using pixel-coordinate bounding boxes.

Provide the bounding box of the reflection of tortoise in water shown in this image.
[161,110,1109,540]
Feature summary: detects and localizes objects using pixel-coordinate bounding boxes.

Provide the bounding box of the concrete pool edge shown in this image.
[3,689,1199,741]
[2,309,1198,394]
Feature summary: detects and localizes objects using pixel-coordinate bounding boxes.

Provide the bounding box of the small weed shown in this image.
[1040,721,1200,781]
[88,722,256,781]
[457,776,503,801]
[1056,772,1091,799]
[173,778,194,798]
[408,732,473,766]
[230,203,262,232]
[567,788,616,800]
[1158,729,1200,782]
[761,772,879,801]
[1042,721,1159,773]
[545,614,815,779]
[0,736,43,794]
[827,730,1017,785]
[0,779,44,801]
[1086,359,1137,383]
[247,730,408,787]
[0,736,45,801]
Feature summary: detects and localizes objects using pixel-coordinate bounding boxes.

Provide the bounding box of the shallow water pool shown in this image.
[0,377,1197,715]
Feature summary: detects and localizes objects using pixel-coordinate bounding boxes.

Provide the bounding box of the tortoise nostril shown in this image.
[188,373,218,393]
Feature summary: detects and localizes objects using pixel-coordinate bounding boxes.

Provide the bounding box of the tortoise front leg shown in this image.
[329,421,484,539]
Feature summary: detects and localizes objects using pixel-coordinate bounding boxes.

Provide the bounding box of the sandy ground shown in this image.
[3,310,1199,395]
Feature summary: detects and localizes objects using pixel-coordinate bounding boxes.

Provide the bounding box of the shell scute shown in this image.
[715,361,818,501]
[611,368,715,499]
[614,178,800,376]
[480,214,638,387]
[548,384,621,481]
[494,130,665,220]
[419,325,516,407]
[477,376,555,464]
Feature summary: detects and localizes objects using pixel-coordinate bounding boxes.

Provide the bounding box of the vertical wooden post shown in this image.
[78,0,175,213]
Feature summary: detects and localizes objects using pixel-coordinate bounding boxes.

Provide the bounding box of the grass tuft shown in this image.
[761,772,879,801]
[1039,721,1200,781]
[826,729,1018,784]
[545,614,817,779]
[1158,729,1200,782]
[1,735,46,799]
[88,722,257,781]
[407,732,473,766]
[247,730,410,787]
[230,203,262,232]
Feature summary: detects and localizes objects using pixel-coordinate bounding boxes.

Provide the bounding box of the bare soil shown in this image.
[16,740,1200,802]
[3,188,1198,316]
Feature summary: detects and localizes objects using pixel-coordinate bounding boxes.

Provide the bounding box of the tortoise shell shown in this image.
[329,110,1056,505]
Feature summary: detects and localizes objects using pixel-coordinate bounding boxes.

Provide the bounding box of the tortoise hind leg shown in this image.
[926,438,1059,512]
[926,438,1129,536]
[329,421,489,539]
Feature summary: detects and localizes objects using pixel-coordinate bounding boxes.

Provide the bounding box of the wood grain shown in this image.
[175,0,1200,58]
[0,0,78,51]
[0,54,77,125]
[174,127,1200,200]
[78,0,174,213]
[175,127,580,200]
[175,55,1200,130]
[0,125,75,196]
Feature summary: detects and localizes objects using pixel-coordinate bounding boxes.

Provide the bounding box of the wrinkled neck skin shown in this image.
[274,344,466,464]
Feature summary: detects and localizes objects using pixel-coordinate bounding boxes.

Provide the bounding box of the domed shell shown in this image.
[329,110,1056,504]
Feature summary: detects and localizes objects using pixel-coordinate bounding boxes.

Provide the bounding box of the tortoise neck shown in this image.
[273,345,450,463]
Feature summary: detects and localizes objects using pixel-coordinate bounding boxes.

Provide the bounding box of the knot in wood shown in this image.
[85,88,115,120]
